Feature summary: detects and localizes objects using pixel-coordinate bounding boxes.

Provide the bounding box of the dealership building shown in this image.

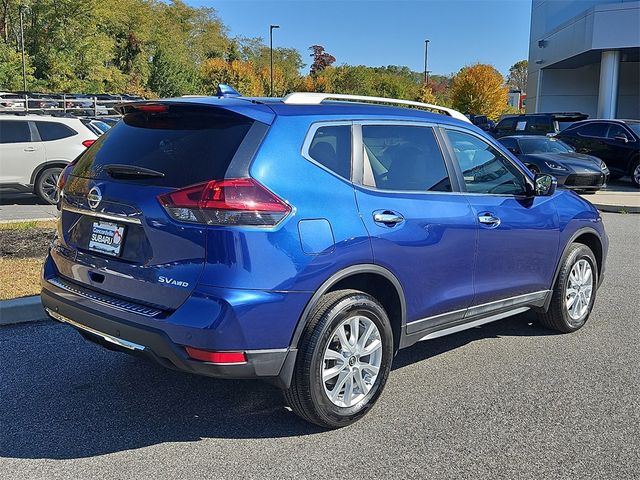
[526,0,640,119]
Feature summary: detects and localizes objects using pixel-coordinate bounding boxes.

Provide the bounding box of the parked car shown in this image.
[556,119,640,188]
[498,135,609,193]
[0,114,97,204]
[0,92,26,110]
[493,112,588,138]
[41,90,608,428]
[468,114,495,132]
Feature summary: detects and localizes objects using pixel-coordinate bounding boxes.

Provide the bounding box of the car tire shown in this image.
[537,243,598,333]
[284,289,394,428]
[35,167,63,204]
[630,156,640,188]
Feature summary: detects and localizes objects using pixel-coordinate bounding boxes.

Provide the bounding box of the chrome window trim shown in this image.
[300,120,354,182]
[62,205,142,225]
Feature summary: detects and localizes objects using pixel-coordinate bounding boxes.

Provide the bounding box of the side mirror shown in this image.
[534,173,557,196]
[614,134,629,143]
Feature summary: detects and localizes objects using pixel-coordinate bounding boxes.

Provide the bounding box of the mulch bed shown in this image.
[0,228,56,259]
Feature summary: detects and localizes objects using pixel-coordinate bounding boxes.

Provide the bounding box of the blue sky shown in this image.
[189,0,532,76]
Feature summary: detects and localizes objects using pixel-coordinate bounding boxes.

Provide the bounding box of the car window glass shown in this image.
[307,125,352,179]
[515,120,527,131]
[362,125,451,192]
[606,124,627,139]
[36,121,77,141]
[498,138,518,152]
[526,117,550,133]
[577,123,606,138]
[496,118,515,132]
[446,129,527,195]
[0,120,32,143]
[519,137,572,154]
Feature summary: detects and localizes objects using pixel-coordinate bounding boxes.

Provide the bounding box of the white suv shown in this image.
[0,114,98,204]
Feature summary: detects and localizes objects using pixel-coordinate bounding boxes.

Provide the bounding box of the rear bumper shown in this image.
[41,287,298,387]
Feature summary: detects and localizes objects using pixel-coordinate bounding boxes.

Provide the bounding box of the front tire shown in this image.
[630,156,640,188]
[537,243,598,333]
[285,289,394,428]
[35,167,63,204]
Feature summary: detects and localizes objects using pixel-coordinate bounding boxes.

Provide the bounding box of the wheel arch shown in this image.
[289,264,406,353]
[30,160,70,185]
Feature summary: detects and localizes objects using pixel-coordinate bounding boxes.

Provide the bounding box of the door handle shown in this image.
[23,146,38,152]
[478,213,501,227]
[373,211,404,226]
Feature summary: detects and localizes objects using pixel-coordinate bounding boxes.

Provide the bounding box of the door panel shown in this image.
[0,120,45,184]
[355,123,476,325]
[443,128,560,305]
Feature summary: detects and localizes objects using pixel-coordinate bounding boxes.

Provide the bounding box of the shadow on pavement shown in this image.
[0,311,553,460]
[0,193,48,206]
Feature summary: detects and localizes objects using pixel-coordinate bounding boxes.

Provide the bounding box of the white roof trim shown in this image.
[282,92,471,123]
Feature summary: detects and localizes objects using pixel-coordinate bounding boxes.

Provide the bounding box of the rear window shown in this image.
[36,121,77,141]
[71,107,255,187]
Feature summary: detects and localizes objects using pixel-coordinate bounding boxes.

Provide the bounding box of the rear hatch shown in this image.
[53,102,271,311]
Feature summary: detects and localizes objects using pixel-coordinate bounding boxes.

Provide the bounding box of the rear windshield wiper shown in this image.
[103,164,165,179]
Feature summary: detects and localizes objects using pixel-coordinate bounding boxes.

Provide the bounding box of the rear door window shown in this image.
[361,125,451,192]
[0,120,32,143]
[36,121,77,141]
[307,125,352,179]
[496,118,516,133]
[71,106,255,188]
[577,123,607,138]
[525,117,551,134]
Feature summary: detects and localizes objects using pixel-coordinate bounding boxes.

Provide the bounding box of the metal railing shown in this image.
[0,93,142,116]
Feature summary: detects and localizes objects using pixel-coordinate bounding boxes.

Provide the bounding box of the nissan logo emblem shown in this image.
[87,186,102,210]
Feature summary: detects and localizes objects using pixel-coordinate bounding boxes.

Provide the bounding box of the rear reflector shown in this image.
[185,348,247,364]
[158,178,291,226]
[82,139,96,148]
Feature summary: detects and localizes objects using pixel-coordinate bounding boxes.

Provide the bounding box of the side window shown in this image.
[526,117,551,134]
[498,137,519,153]
[605,123,627,139]
[307,125,352,179]
[577,123,607,138]
[36,121,77,141]
[445,129,527,195]
[0,121,32,144]
[496,118,516,133]
[362,125,451,192]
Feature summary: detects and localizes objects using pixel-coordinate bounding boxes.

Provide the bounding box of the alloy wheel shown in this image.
[633,163,640,186]
[322,315,383,408]
[565,259,593,324]
[40,171,61,204]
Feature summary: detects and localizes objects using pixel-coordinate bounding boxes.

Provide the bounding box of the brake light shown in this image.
[158,178,291,226]
[82,139,96,148]
[185,348,246,364]
[135,104,168,113]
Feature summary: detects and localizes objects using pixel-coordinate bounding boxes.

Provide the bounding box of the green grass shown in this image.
[0,220,56,230]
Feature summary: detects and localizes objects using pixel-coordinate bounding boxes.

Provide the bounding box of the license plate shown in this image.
[88,221,126,257]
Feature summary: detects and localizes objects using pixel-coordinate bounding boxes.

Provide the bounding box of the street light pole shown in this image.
[19,4,28,93]
[269,24,280,96]
[424,39,430,85]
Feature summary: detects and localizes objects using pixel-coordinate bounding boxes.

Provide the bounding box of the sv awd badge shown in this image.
[158,276,190,288]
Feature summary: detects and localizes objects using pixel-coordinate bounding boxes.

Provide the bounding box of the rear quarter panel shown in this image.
[198,115,373,292]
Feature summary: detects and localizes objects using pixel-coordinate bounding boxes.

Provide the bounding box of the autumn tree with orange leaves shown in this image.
[450,64,508,120]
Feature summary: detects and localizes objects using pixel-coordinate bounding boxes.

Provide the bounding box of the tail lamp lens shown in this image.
[82,139,96,148]
[185,348,246,364]
[158,178,291,227]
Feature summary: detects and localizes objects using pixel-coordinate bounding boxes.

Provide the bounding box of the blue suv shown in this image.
[42,89,608,428]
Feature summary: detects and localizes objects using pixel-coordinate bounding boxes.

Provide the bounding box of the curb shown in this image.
[0,217,58,224]
[593,203,640,214]
[0,295,48,326]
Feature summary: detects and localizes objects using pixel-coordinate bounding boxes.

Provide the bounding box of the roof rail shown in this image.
[282,92,471,123]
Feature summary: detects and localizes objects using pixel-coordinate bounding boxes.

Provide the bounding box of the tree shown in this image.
[507,60,528,92]
[450,63,508,119]
[309,45,335,75]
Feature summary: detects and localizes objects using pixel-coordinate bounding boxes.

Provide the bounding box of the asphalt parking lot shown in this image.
[1,212,639,479]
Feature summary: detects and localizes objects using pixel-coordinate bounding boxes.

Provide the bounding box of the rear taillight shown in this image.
[82,139,96,148]
[57,159,79,190]
[158,178,291,227]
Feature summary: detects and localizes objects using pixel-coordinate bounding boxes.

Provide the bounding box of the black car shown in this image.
[556,119,640,188]
[493,112,588,138]
[499,135,609,193]
[468,114,495,132]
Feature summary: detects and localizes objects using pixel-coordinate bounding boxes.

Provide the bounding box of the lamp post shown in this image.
[423,39,430,85]
[19,4,29,93]
[269,24,280,96]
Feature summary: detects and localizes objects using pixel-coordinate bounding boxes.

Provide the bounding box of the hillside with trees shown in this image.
[0,0,524,119]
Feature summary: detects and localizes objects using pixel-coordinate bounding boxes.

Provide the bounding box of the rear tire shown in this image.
[285,289,394,428]
[537,243,597,333]
[35,167,63,204]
